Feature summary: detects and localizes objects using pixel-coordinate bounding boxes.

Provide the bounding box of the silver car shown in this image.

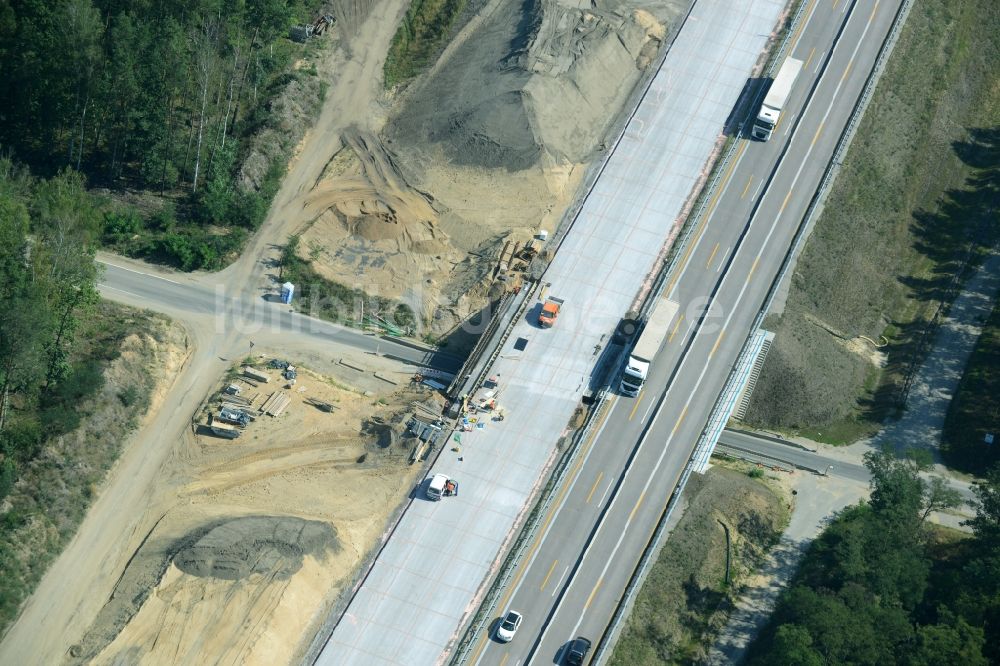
[496,610,523,642]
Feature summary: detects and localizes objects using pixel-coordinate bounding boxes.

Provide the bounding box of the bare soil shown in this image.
[67,359,441,665]
[0,0,692,659]
[286,0,687,335]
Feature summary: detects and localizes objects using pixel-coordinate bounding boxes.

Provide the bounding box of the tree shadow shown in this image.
[859,125,1000,420]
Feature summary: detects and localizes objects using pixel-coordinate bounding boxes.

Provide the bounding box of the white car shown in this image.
[496,610,523,642]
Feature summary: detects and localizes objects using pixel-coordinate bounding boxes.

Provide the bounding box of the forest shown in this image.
[747,451,1000,665]
[0,0,324,269]
[0,159,101,500]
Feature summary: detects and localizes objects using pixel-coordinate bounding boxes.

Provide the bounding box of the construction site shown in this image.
[0,0,693,661]
[63,353,449,665]
[286,0,688,344]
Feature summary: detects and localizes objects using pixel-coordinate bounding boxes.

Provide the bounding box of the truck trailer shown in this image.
[752,57,803,141]
[620,297,680,396]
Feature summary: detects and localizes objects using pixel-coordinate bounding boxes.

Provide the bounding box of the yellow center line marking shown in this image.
[832,0,839,10]
[670,406,689,438]
[664,140,748,296]
[586,472,604,504]
[740,174,753,199]
[748,256,760,280]
[706,242,720,269]
[668,313,685,342]
[788,0,820,51]
[499,654,509,666]
[710,331,725,357]
[811,120,825,147]
[584,579,604,610]
[869,0,880,21]
[540,559,559,591]
[803,46,816,71]
[780,189,793,213]
[841,60,853,82]
[628,390,643,420]
[465,407,607,662]
[628,492,646,522]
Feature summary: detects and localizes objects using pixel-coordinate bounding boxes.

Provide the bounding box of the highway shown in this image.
[467,1,905,664]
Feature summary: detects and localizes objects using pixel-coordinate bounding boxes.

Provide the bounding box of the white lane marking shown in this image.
[783,113,797,137]
[98,284,143,299]
[545,0,881,647]
[597,479,615,508]
[666,143,750,301]
[551,566,570,598]
[640,394,657,423]
[716,247,730,272]
[750,178,765,201]
[473,405,616,665]
[99,260,182,285]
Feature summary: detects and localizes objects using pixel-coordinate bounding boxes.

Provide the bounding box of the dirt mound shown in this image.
[268,0,685,342]
[389,0,684,169]
[174,516,338,581]
[428,90,541,170]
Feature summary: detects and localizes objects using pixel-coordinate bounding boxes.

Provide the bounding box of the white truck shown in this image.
[752,57,803,141]
[620,297,679,397]
[425,473,458,500]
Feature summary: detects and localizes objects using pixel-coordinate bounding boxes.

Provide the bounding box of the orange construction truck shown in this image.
[538,296,564,328]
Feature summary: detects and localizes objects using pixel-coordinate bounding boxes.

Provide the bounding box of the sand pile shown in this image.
[291,0,686,343]
[393,0,679,169]
[173,516,339,581]
[65,360,435,665]
[297,129,466,313]
[386,0,685,335]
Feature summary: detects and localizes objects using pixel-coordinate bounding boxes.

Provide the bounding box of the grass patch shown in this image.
[744,0,1000,443]
[280,235,418,334]
[609,465,788,665]
[942,298,1000,474]
[0,302,180,634]
[384,0,467,88]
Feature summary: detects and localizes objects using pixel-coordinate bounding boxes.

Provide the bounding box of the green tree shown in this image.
[909,613,987,666]
[965,464,1000,545]
[921,476,963,523]
[30,170,101,387]
[766,624,823,666]
[0,184,49,433]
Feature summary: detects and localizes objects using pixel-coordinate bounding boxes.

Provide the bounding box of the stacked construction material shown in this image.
[260,391,290,417]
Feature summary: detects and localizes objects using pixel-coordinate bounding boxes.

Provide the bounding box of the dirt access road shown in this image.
[0,0,419,663]
[1,0,687,657]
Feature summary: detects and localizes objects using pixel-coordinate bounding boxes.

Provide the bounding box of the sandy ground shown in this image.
[0,0,694,659]
[286,0,689,336]
[65,357,439,664]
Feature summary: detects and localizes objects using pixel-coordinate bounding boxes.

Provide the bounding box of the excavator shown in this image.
[290,14,336,43]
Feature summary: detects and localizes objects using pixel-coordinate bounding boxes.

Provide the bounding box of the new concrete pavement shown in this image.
[315,0,788,662]
[469,1,909,664]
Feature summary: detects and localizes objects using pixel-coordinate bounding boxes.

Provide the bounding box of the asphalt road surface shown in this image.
[98,259,462,372]
[468,1,906,664]
[718,429,871,482]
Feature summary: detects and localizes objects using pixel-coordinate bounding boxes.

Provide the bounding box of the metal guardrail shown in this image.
[450,0,920,660]
[449,378,620,663]
[714,444,808,474]
[594,0,918,662]
[590,7,815,665]
[590,0,902,658]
